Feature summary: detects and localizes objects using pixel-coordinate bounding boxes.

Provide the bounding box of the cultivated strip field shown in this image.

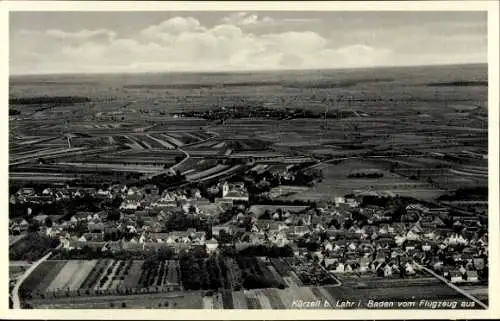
[20,259,182,299]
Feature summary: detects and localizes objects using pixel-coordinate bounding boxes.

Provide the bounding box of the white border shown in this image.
[1,1,499,319]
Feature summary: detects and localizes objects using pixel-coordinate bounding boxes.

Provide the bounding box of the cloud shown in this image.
[45,29,117,43]
[9,13,485,75]
[140,16,205,39]
[220,12,275,26]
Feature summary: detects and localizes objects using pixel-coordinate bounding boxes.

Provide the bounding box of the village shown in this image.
[10,165,488,295]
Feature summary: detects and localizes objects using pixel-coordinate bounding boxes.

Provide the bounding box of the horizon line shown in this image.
[9,62,487,78]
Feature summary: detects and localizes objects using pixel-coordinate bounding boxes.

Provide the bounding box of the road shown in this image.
[416,263,488,309]
[11,251,53,309]
[142,147,190,180]
[142,129,219,181]
[9,234,26,247]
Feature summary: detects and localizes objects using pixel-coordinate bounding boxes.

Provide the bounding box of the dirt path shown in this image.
[12,251,53,309]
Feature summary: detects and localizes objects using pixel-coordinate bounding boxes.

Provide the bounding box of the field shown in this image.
[9,264,28,281]
[282,159,445,201]
[269,185,311,198]
[18,257,482,309]
[27,292,205,309]
[9,234,60,262]
[10,64,487,201]
[25,282,480,309]
[18,259,184,299]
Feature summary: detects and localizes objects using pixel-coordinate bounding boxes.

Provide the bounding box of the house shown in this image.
[422,243,432,252]
[220,182,249,202]
[324,241,333,252]
[212,225,232,237]
[432,261,444,271]
[101,240,125,253]
[466,271,479,283]
[97,189,111,198]
[334,196,345,205]
[374,251,387,263]
[33,214,49,224]
[446,233,468,246]
[293,226,309,237]
[324,257,338,268]
[88,222,104,233]
[383,264,393,277]
[191,231,206,244]
[395,235,406,246]
[335,262,345,273]
[206,238,219,253]
[450,271,464,283]
[432,216,446,227]
[345,197,359,208]
[473,258,485,270]
[359,257,370,273]
[143,184,159,195]
[17,187,36,197]
[405,262,416,275]
[347,242,357,251]
[120,201,140,211]
[405,240,418,252]
[406,230,420,241]
[293,246,308,258]
[83,233,104,242]
[270,233,289,247]
[45,226,63,237]
[409,222,424,234]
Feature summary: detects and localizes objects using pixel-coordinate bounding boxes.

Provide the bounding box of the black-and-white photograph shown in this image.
[6,4,495,313]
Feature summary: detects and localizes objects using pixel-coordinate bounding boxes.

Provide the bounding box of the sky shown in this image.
[9,11,487,75]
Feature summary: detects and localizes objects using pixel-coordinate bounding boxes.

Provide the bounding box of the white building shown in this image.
[206,238,219,253]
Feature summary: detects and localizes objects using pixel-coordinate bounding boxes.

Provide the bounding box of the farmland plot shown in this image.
[231,291,248,309]
[45,260,89,292]
[122,136,146,149]
[147,134,176,149]
[122,260,144,289]
[177,158,205,174]
[67,260,97,291]
[159,134,184,147]
[288,159,442,201]
[20,260,66,295]
[166,260,181,287]
[99,260,122,290]
[93,260,116,290]
[80,259,112,290]
[195,165,243,182]
[185,164,229,181]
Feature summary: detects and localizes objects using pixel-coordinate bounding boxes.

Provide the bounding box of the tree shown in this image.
[111,196,123,208]
[45,216,53,228]
[136,217,145,228]
[107,208,122,221]
[28,220,40,232]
